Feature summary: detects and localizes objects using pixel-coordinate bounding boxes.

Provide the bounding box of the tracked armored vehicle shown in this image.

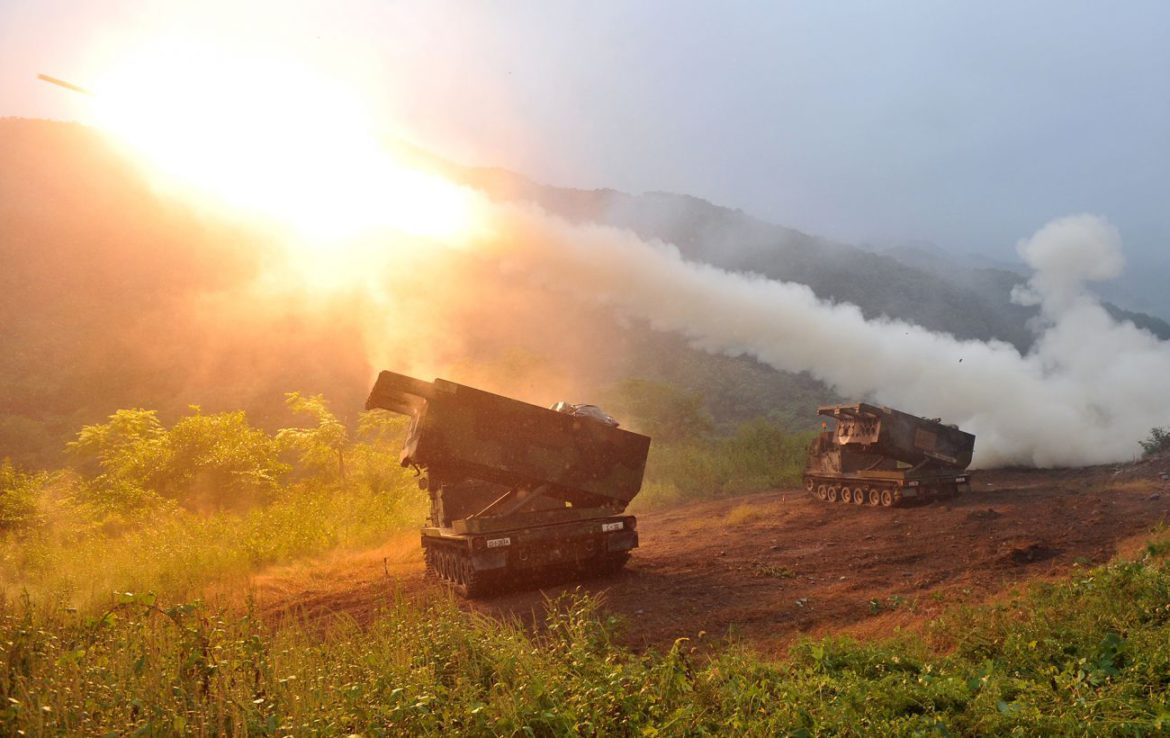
[803,403,975,507]
[366,370,651,597]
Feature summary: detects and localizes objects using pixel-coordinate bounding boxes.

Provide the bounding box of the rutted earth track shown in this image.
[252,463,1170,654]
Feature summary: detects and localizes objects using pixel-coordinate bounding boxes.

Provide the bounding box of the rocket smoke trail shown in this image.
[466,205,1170,468]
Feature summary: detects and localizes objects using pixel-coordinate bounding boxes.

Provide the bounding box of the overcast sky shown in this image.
[2,1,1167,287]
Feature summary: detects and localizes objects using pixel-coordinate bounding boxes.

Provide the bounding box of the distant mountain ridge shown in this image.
[437,162,1170,348]
[879,241,1170,342]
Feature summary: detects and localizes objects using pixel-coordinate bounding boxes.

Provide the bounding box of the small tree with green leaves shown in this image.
[67,407,286,514]
[162,408,286,509]
[0,459,45,531]
[1140,427,1170,457]
[66,408,167,514]
[351,409,413,496]
[277,392,349,487]
[67,408,165,478]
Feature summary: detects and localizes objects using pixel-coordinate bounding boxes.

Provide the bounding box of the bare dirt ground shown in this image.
[252,458,1170,656]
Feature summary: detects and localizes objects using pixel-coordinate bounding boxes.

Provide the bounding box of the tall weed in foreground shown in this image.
[4,541,1170,736]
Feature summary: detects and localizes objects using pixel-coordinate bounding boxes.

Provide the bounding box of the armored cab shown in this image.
[803,403,975,507]
[366,370,651,597]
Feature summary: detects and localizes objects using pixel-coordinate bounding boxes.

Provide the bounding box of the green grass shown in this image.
[3,532,1170,735]
[0,481,427,610]
[723,503,769,527]
[631,423,813,512]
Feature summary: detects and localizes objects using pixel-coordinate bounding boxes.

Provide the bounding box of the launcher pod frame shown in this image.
[366,370,651,597]
[803,402,976,508]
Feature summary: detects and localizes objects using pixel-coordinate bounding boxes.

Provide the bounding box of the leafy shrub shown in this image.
[160,409,287,509]
[276,392,349,486]
[1,469,425,608]
[0,459,44,531]
[67,407,286,513]
[66,408,165,478]
[65,408,167,514]
[1,395,426,606]
[1139,426,1170,457]
[350,409,413,496]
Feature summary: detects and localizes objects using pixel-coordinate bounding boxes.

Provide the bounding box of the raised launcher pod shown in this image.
[365,370,651,597]
[802,402,976,508]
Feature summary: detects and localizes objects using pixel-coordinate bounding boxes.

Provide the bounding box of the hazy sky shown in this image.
[2,1,1167,282]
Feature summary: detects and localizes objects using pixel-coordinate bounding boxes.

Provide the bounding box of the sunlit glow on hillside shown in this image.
[82,39,480,251]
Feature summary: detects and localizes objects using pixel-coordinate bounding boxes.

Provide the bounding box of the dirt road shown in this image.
[253,461,1170,655]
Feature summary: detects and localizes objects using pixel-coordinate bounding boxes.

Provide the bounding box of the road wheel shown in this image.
[453,565,469,597]
[424,547,438,579]
[455,557,487,598]
[827,486,839,503]
[867,488,881,506]
[840,487,853,504]
[853,488,866,505]
[880,488,894,507]
[816,484,828,500]
[804,477,815,493]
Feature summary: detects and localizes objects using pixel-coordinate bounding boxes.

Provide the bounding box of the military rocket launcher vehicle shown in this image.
[803,403,975,507]
[366,370,651,597]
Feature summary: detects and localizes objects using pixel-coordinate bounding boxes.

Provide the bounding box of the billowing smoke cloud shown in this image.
[452,205,1170,467]
[1011,215,1125,315]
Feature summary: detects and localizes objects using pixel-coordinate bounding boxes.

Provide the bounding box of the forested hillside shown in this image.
[444,163,1170,348]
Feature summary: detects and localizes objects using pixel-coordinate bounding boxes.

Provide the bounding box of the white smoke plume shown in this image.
[463,206,1170,468]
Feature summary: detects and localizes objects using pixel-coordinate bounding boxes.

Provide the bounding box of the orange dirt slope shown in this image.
[251,462,1170,655]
